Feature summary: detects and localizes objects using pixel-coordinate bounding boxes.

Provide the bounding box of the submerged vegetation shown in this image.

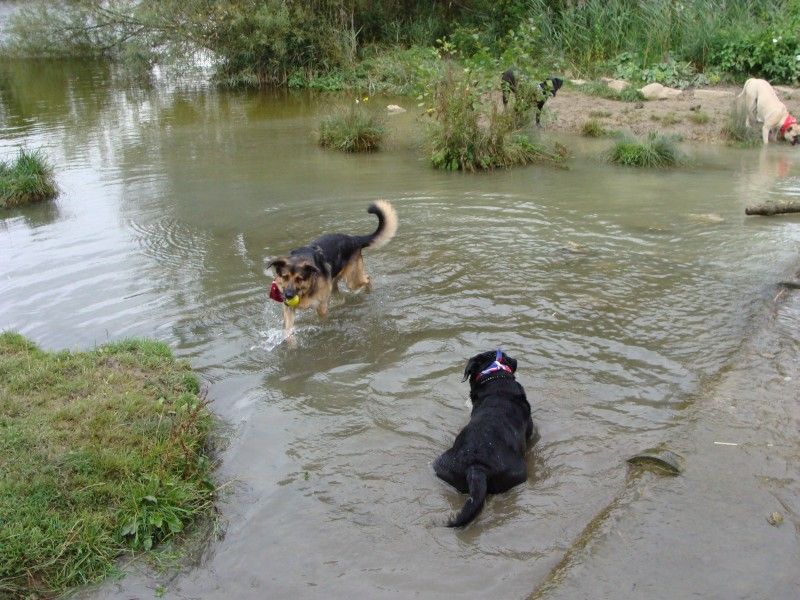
[607,134,684,168]
[0,149,58,208]
[4,1,800,90]
[318,101,387,152]
[0,333,216,598]
[426,67,567,171]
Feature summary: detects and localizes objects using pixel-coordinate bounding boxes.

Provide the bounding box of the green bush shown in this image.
[0,148,58,209]
[607,133,684,168]
[582,120,608,138]
[713,27,800,84]
[0,333,216,598]
[318,101,387,152]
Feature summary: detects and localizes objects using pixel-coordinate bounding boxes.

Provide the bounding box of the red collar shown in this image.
[780,114,797,137]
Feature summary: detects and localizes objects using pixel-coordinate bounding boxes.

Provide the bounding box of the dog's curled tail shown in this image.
[365,200,398,249]
[447,465,487,528]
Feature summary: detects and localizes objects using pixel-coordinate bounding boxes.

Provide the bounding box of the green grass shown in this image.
[575,81,645,103]
[688,111,711,124]
[651,112,682,125]
[0,149,58,209]
[723,100,761,147]
[0,333,216,598]
[582,119,608,138]
[607,133,684,167]
[318,102,387,152]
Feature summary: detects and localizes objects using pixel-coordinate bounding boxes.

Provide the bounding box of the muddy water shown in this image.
[2,60,800,599]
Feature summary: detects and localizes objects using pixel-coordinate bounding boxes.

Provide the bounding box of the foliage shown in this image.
[425,67,566,172]
[712,26,800,83]
[318,100,387,152]
[0,333,216,598]
[608,52,709,89]
[581,120,608,138]
[607,133,684,168]
[0,148,58,209]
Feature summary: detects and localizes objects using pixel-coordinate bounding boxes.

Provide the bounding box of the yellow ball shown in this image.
[284,295,300,307]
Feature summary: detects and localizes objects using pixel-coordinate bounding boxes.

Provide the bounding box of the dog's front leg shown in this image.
[762,124,771,144]
[282,305,296,336]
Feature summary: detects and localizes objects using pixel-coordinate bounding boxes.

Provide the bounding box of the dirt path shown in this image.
[545,84,800,143]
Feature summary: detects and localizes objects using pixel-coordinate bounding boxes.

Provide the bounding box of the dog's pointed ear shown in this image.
[462,356,482,382]
[268,258,287,276]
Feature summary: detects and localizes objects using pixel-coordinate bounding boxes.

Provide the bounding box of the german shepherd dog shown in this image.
[501,69,563,126]
[434,350,539,527]
[268,200,398,335]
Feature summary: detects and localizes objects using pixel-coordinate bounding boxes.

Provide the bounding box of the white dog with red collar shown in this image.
[738,78,800,145]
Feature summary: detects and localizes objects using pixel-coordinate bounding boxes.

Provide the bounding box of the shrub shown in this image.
[0,333,216,598]
[318,101,387,152]
[0,148,58,209]
[425,67,567,171]
[582,120,607,137]
[607,133,684,168]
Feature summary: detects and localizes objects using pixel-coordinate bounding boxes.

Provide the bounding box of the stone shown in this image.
[386,104,406,114]
[639,82,683,100]
[606,79,630,92]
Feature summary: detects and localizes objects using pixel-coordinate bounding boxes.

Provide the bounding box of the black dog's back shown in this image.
[501,70,563,124]
[434,350,537,527]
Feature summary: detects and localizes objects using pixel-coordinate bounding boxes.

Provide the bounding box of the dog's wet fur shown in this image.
[501,69,563,125]
[434,350,539,527]
[268,200,398,334]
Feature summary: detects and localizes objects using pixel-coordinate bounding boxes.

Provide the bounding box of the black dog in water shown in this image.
[434,350,539,527]
[501,69,563,125]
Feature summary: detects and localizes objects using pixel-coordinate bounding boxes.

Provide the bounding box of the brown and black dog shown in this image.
[268,200,398,334]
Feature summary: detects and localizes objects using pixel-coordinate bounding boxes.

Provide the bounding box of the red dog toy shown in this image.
[269,281,284,303]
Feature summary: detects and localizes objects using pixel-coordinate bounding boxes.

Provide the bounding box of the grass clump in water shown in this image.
[0,148,58,208]
[318,101,387,152]
[722,100,760,147]
[426,68,567,171]
[582,119,608,138]
[0,333,216,598]
[607,133,683,167]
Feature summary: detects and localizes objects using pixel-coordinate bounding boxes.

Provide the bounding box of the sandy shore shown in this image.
[545,84,800,143]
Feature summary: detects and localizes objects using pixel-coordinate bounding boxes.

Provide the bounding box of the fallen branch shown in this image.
[745,201,800,216]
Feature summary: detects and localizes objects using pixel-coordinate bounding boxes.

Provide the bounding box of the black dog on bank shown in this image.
[434,350,539,527]
[501,69,564,125]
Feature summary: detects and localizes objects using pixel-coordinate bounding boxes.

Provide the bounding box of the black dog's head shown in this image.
[542,77,564,98]
[462,350,518,384]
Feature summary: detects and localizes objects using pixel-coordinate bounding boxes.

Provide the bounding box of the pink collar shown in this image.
[780,114,797,137]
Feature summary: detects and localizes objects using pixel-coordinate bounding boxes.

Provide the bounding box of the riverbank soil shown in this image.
[547,84,800,143]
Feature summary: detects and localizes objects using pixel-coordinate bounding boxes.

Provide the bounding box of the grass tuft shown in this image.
[607,133,684,167]
[0,148,58,209]
[688,111,710,124]
[0,333,216,598]
[723,100,761,147]
[318,102,387,152]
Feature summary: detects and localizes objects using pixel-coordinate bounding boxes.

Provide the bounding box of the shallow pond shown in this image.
[2,60,800,599]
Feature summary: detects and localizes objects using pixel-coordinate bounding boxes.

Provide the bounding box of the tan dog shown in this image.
[738,78,800,145]
[268,200,398,335]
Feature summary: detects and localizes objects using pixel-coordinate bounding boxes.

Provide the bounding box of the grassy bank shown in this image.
[0,149,58,209]
[0,333,215,598]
